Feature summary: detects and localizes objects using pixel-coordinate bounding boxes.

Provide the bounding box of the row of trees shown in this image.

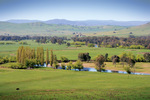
[71,36,150,49]
[1,35,150,49]
[16,46,58,68]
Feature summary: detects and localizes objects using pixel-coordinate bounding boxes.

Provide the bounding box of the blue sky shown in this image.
[0,0,150,21]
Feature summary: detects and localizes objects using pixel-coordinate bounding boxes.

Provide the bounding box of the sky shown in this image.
[0,0,150,21]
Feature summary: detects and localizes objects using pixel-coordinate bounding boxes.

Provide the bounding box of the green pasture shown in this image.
[0,68,150,100]
[0,40,150,60]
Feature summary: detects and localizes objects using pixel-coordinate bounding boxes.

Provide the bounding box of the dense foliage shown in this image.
[72,36,150,49]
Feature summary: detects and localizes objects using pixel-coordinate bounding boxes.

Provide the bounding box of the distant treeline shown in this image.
[72,36,150,49]
[0,35,150,49]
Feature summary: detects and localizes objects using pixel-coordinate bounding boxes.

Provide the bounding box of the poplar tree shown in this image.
[20,46,25,64]
[50,49,53,66]
[17,48,19,62]
[40,47,44,65]
[46,48,49,66]
[53,55,58,68]
[36,47,44,65]
[33,48,35,59]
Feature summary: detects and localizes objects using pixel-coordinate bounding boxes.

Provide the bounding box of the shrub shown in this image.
[143,53,150,62]
[88,43,94,47]
[10,63,26,69]
[66,61,73,70]
[60,56,69,62]
[74,60,83,71]
[0,42,5,45]
[61,63,66,69]
[75,45,81,47]
[19,42,28,45]
[9,56,17,62]
[24,59,37,68]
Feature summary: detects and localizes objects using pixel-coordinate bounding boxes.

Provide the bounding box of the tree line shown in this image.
[1,35,150,49]
[71,36,150,49]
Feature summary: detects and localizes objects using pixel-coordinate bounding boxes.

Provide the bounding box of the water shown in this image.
[42,64,150,75]
[64,66,150,75]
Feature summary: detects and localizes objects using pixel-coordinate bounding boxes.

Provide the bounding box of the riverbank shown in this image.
[82,62,150,74]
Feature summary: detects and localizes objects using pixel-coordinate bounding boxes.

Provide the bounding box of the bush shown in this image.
[10,63,26,69]
[74,60,83,71]
[0,42,5,45]
[9,56,17,62]
[71,41,85,45]
[143,53,150,62]
[66,61,73,70]
[19,42,28,45]
[75,45,81,47]
[25,59,37,68]
[61,63,66,69]
[88,43,94,47]
[6,42,15,45]
[60,56,69,62]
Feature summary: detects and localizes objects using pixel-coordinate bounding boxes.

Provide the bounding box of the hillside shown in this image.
[7,19,149,26]
[92,22,150,37]
[0,22,127,36]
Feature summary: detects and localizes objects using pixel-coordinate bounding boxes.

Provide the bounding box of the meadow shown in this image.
[0,67,150,100]
[0,40,150,60]
[0,40,150,100]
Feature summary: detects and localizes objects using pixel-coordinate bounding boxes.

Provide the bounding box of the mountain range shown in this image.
[0,19,150,37]
[6,19,149,26]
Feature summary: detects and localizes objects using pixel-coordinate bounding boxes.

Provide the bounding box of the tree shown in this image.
[60,56,69,62]
[20,46,25,64]
[120,52,128,67]
[46,48,49,66]
[88,43,94,47]
[66,61,73,70]
[125,58,136,74]
[143,53,150,62]
[136,54,143,62]
[66,43,71,47]
[53,55,58,69]
[78,53,91,62]
[111,55,120,67]
[50,49,54,66]
[95,55,105,72]
[61,62,66,70]
[74,60,83,71]
[147,44,150,49]
[25,59,36,69]
[105,53,108,61]
[127,58,136,68]
[36,47,44,65]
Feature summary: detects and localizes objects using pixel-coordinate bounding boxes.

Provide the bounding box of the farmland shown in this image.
[0,40,150,60]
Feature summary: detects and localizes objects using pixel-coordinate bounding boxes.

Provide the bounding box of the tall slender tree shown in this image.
[50,49,53,66]
[46,48,49,66]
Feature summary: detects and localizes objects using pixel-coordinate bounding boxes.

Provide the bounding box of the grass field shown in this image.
[0,67,150,100]
[0,40,150,60]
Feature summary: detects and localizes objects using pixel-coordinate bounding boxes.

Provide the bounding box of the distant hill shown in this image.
[7,20,41,23]
[95,22,150,37]
[6,19,149,26]
[0,21,127,36]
